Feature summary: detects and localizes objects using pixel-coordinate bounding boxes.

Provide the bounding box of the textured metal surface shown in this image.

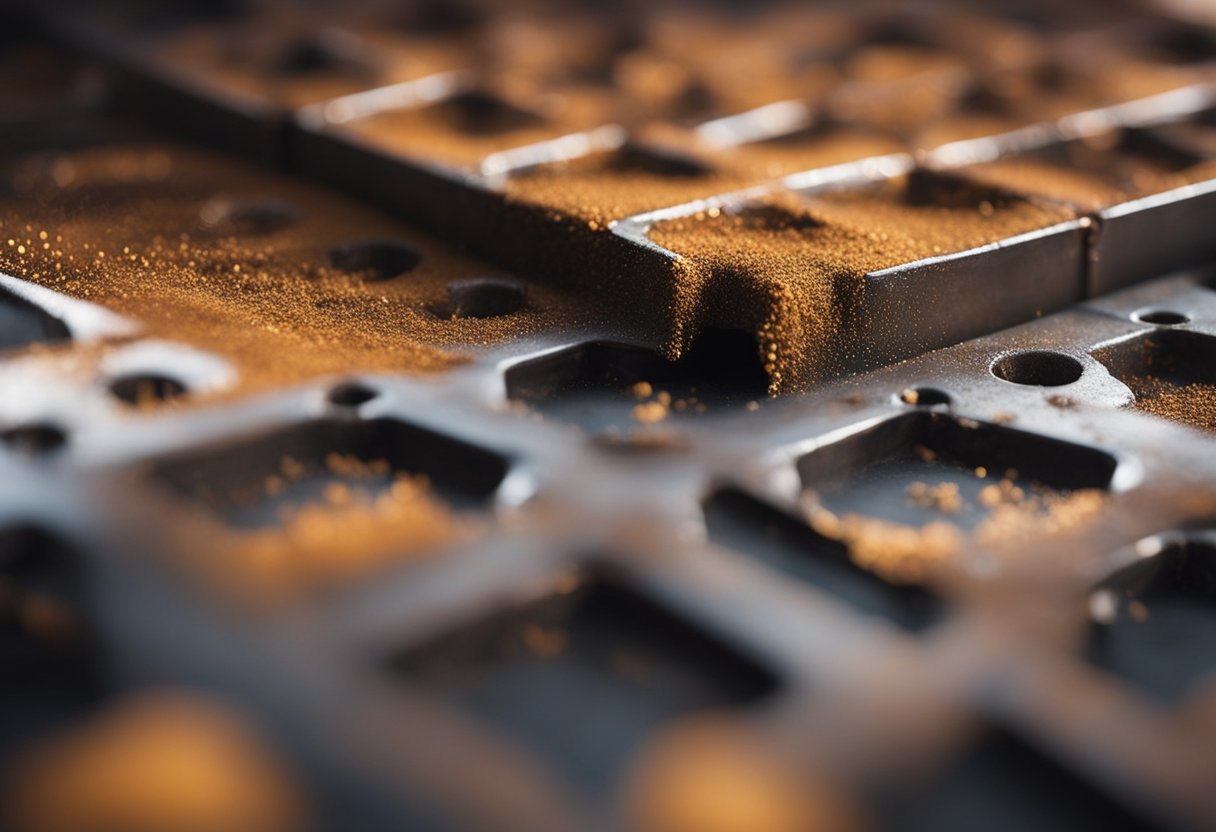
[4,2,1216,831]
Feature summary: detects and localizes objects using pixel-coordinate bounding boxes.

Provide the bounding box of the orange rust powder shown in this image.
[0,143,589,401]
[964,146,1216,213]
[505,155,754,230]
[649,175,1074,393]
[1131,380,1216,433]
[342,82,618,169]
[804,483,1106,582]
[163,453,466,601]
[502,131,904,228]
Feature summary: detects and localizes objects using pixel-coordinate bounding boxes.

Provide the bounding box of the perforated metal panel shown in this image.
[3,2,1216,831]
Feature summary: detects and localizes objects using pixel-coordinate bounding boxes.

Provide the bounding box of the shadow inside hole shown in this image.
[891,727,1155,832]
[126,0,247,28]
[512,141,716,180]
[150,417,508,529]
[1133,309,1189,326]
[704,489,942,631]
[328,240,422,282]
[1133,310,1191,325]
[1001,127,1205,195]
[1139,24,1216,65]
[1087,540,1216,703]
[991,350,1083,387]
[428,90,547,136]
[1105,127,1206,173]
[797,411,1116,533]
[1092,328,1216,432]
[605,142,715,178]
[0,286,69,352]
[859,16,944,50]
[901,169,1022,210]
[109,374,188,406]
[274,33,376,78]
[0,527,105,766]
[958,82,1023,118]
[652,77,718,120]
[388,571,777,797]
[1,423,67,454]
[327,381,378,407]
[503,329,769,433]
[901,386,951,407]
[1151,106,1216,161]
[431,279,525,320]
[199,195,300,236]
[397,0,486,33]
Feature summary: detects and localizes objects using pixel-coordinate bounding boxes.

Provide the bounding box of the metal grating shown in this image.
[1,2,1216,831]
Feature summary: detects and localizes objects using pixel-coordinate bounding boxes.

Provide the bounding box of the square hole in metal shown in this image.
[503,329,768,433]
[389,574,778,796]
[797,412,1117,532]
[891,728,1154,832]
[1093,329,1216,433]
[151,418,508,529]
[1088,540,1216,703]
[704,489,942,631]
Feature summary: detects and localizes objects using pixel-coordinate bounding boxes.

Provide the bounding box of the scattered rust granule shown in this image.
[805,474,1107,581]
[906,481,964,513]
[5,692,305,832]
[0,143,591,400]
[806,501,964,583]
[972,488,1106,550]
[649,175,1073,393]
[1131,380,1216,432]
[632,400,670,424]
[217,476,459,598]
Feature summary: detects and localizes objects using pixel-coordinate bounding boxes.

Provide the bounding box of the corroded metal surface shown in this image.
[3,3,1216,831]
